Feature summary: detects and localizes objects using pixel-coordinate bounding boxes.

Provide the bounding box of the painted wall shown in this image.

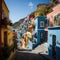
[47,4,60,26]
[17,16,47,49]
[7,25,13,46]
[38,16,47,29]
[1,26,13,47]
[48,26,60,60]
[33,16,47,48]
[1,0,13,47]
[34,16,47,30]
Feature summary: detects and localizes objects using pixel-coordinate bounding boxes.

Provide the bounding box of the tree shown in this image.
[38,0,59,16]
[39,5,48,16]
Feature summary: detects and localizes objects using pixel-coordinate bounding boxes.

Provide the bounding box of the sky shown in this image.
[5,0,51,23]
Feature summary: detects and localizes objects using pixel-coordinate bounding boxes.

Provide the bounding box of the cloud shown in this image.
[28,2,34,8]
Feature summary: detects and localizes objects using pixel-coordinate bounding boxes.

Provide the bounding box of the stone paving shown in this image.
[31,42,48,54]
[17,42,48,55]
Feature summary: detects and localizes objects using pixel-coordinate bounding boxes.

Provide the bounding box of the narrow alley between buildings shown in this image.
[8,43,54,60]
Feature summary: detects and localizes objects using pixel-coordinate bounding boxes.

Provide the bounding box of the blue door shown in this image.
[52,35,56,59]
[40,32,44,43]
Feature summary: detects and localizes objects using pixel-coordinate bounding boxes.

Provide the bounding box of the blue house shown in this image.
[48,26,60,60]
[16,16,48,50]
[33,16,47,48]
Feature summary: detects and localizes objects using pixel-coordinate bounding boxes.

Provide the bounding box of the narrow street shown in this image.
[11,51,48,60]
[11,43,54,60]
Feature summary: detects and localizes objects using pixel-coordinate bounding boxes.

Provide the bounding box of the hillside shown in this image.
[13,18,25,28]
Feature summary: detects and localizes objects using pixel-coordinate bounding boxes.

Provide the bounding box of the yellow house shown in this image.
[2,0,13,48]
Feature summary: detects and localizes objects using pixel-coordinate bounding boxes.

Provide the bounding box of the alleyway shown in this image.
[10,43,54,60]
[11,51,49,60]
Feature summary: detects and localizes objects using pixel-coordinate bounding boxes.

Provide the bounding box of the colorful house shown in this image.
[47,4,60,27]
[19,16,48,49]
[1,0,13,58]
[17,15,35,49]
[2,0,13,47]
[48,26,60,60]
[47,3,60,60]
[33,16,47,48]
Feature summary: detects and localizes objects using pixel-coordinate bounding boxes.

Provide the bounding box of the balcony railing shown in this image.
[1,17,12,27]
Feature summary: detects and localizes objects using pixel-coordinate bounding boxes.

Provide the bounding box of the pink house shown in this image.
[47,4,60,27]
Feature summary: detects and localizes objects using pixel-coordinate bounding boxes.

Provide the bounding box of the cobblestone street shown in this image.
[31,43,48,54]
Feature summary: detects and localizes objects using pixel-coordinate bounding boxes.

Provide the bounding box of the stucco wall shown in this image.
[48,27,60,46]
[47,4,60,26]
[48,27,60,60]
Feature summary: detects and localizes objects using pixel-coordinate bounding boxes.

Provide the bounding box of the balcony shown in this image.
[1,17,12,27]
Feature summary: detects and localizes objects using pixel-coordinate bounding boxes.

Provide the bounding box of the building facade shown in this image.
[48,27,60,60]
[33,16,47,48]
[1,0,13,58]
[0,0,2,57]
[47,4,60,27]
[2,0,13,47]
[47,3,60,60]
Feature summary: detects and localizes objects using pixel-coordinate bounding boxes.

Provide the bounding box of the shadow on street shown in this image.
[11,51,51,60]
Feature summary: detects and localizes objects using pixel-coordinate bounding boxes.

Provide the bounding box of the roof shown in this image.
[2,0,9,12]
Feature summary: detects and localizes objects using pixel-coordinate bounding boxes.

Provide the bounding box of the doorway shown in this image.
[40,32,44,43]
[4,31,7,46]
[52,35,56,59]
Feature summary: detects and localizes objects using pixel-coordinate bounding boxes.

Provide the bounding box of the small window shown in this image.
[54,13,60,26]
[2,8,4,13]
[40,21,44,27]
[47,18,50,27]
[54,16,58,25]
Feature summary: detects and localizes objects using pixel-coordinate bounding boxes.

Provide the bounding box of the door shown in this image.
[52,35,56,59]
[4,31,7,46]
[45,31,48,42]
[40,32,44,43]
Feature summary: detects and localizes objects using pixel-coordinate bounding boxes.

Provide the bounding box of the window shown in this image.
[40,21,44,27]
[54,16,57,24]
[54,13,60,26]
[46,18,50,27]
[4,31,7,45]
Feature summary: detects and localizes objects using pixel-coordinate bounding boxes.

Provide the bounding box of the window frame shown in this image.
[40,21,44,27]
[54,13,60,26]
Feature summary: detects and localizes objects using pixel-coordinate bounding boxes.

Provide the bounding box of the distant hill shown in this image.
[13,18,25,28]
[13,12,35,28]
